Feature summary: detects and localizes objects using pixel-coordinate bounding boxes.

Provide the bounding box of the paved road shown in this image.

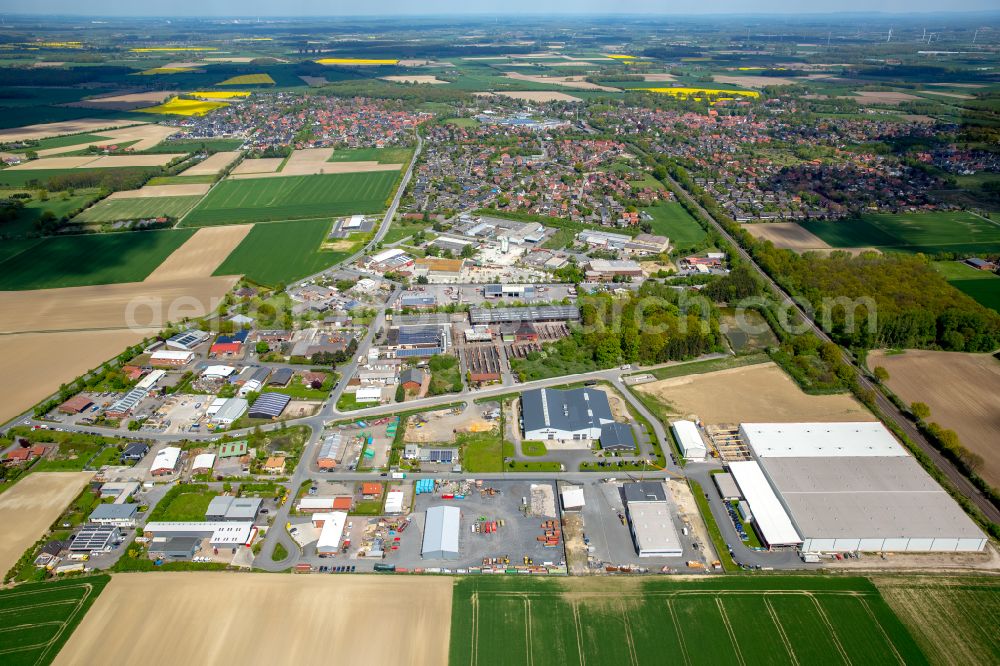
[664,172,1000,525]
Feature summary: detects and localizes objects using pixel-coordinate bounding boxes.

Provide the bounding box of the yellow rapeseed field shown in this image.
[606,54,636,60]
[137,98,229,116]
[316,58,400,65]
[189,90,251,99]
[217,73,275,85]
[644,87,761,99]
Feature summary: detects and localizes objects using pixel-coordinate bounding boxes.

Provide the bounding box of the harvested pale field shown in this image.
[178,151,241,176]
[230,160,401,179]
[642,73,678,82]
[35,124,184,157]
[503,72,619,91]
[67,90,179,111]
[31,61,66,67]
[82,153,186,168]
[275,147,334,175]
[713,74,801,87]
[636,361,874,424]
[851,91,921,105]
[299,75,329,86]
[0,276,239,334]
[901,115,936,124]
[0,330,150,424]
[144,225,252,282]
[870,349,1000,488]
[203,56,255,63]
[106,183,211,198]
[486,91,583,102]
[0,472,94,573]
[230,157,283,175]
[0,119,146,143]
[5,155,99,170]
[922,90,974,99]
[381,75,447,84]
[740,222,880,255]
[56,573,452,666]
[163,61,202,68]
[929,82,986,88]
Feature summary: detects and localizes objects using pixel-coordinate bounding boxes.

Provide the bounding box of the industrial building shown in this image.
[385,324,450,357]
[484,284,536,300]
[314,511,348,556]
[143,521,255,547]
[671,420,707,461]
[585,259,644,281]
[355,386,383,403]
[211,398,248,425]
[598,422,636,451]
[70,525,122,553]
[317,433,342,469]
[149,349,194,367]
[205,496,261,522]
[165,329,210,351]
[560,486,585,511]
[210,329,249,356]
[88,504,138,527]
[247,393,291,420]
[731,422,989,553]
[267,367,294,387]
[150,446,181,476]
[622,482,683,557]
[422,505,460,560]
[521,387,615,441]
[385,490,405,514]
[712,472,741,502]
[469,305,580,325]
[191,452,216,474]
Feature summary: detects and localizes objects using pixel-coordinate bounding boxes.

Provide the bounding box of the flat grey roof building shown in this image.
[469,305,580,324]
[70,525,121,552]
[712,472,742,501]
[600,423,635,451]
[521,387,614,440]
[205,496,262,522]
[88,504,138,524]
[623,481,668,504]
[422,505,460,560]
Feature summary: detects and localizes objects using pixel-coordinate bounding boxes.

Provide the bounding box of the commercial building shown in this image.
[105,385,153,418]
[143,521,255,547]
[422,505,460,560]
[484,284,536,300]
[153,536,200,559]
[732,422,989,553]
[413,257,465,282]
[385,324,449,357]
[211,398,248,425]
[211,329,250,356]
[202,365,236,380]
[150,446,181,476]
[149,350,194,367]
[622,482,683,557]
[399,368,429,391]
[191,453,216,474]
[267,367,294,387]
[120,442,149,463]
[165,329,210,351]
[88,504,138,527]
[521,387,615,441]
[585,259,644,281]
[366,248,414,274]
[317,433,342,470]
[58,395,93,414]
[314,511,347,556]
[69,525,121,553]
[297,497,338,513]
[402,445,458,464]
[469,305,580,325]
[599,422,636,451]
[247,393,291,420]
[577,229,631,250]
[99,481,140,502]
[560,486,585,511]
[355,386,383,404]
[626,234,670,255]
[205,496,261,522]
[712,472,741,502]
[671,420,707,461]
[218,440,248,459]
[384,490,405,514]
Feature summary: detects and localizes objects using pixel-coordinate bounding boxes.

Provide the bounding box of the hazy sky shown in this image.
[4,1,999,15]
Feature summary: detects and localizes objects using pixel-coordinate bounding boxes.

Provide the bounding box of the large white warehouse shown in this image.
[732,422,988,553]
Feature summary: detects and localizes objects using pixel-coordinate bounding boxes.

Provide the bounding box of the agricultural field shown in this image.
[634,361,872,425]
[182,171,396,226]
[327,146,413,164]
[0,190,100,238]
[137,98,228,116]
[933,261,1000,312]
[0,575,110,666]
[217,73,275,85]
[72,195,203,223]
[55,573,451,665]
[0,472,94,576]
[801,212,1000,255]
[450,576,927,666]
[0,166,161,188]
[0,229,195,290]
[213,218,356,285]
[644,202,706,248]
[874,576,1000,666]
[869,349,1000,488]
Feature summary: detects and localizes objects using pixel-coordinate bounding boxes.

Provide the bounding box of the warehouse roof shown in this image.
[623,481,667,504]
[759,455,986,540]
[741,422,903,458]
[728,461,802,547]
[89,504,138,521]
[192,453,216,471]
[248,392,291,419]
[628,501,682,556]
[267,367,294,386]
[213,398,248,423]
[393,325,444,346]
[316,511,347,553]
[469,305,580,324]
[166,329,209,350]
[70,525,119,552]
[521,387,614,435]
[214,329,250,345]
[144,521,254,545]
[318,433,342,460]
[712,472,742,501]
[672,420,706,458]
[422,505,460,558]
[150,446,181,472]
[600,422,635,450]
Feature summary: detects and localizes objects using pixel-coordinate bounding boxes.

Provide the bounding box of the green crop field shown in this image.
[73,195,203,223]
[0,228,194,290]
[0,166,160,188]
[950,278,1000,312]
[450,576,927,666]
[801,211,1000,254]
[0,575,110,666]
[213,218,357,285]
[327,146,412,164]
[644,202,707,247]
[0,190,101,239]
[181,171,396,226]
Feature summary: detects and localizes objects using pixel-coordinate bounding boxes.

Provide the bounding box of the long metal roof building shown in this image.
[421,506,460,560]
[469,305,580,324]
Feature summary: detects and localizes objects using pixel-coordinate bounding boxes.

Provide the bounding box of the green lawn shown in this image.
[443,117,480,127]
[458,430,505,473]
[29,132,112,150]
[147,484,216,522]
[521,440,548,456]
[802,211,1000,254]
[73,195,203,223]
[0,228,195,290]
[145,174,217,186]
[0,575,111,666]
[181,171,396,226]
[450,576,928,666]
[381,219,430,245]
[644,202,707,247]
[271,542,289,561]
[213,218,355,286]
[932,260,998,280]
[268,374,334,400]
[327,147,412,164]
[336,392,366,412]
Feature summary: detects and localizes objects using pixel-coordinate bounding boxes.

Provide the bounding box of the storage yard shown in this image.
[55,573,452,666]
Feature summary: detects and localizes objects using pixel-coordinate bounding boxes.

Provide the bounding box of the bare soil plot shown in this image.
[851,91,921,105]
[55,573,452,666]
[740,222,879,255]
[178,151,241,176]
[870,349,1000,488]
[0,119,146,143]
[479,91,583,102]
[642,73,678,82]
[36,124,182,157]
[921,90,974,100]
[230,157,283,175]
[713,74,801,88]
[67,90,179,111]
[0,276,239,334]
[381,75,447,84]
[107,183,212,198]
[231,160,401,179]
[277,147,334,175]
[82,154,186,168]
[635,361,874,424]
[0,471,94,573]
[299,75,329,86]
[503,71,619,91]
[592,385,630,421]
[203,56,255,63]
[144,225,252,282]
